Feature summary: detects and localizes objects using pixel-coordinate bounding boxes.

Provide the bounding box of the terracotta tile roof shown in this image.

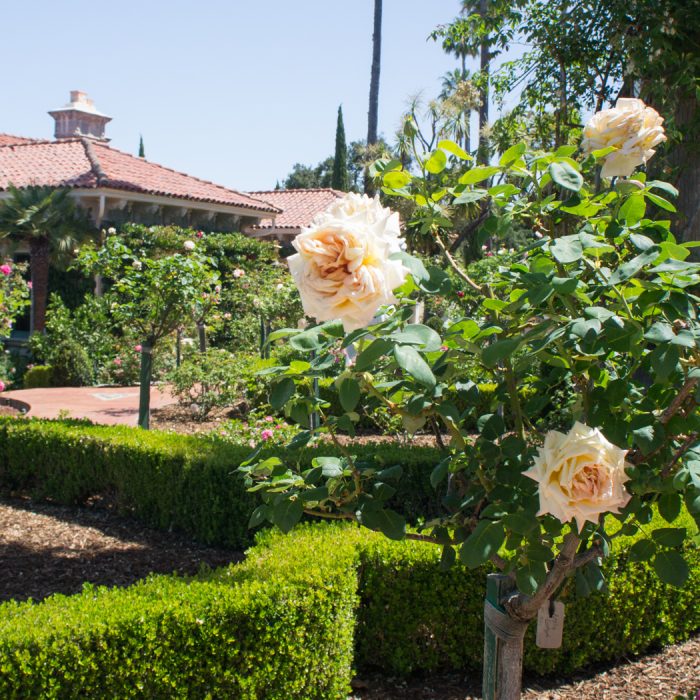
[0,138,279,214]
[0,134,41,146]
[248,188,345,230]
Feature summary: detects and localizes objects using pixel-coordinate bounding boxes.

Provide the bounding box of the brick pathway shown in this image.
[1,385,176,426]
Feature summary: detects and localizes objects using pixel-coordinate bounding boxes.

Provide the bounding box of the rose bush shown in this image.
[241,100,699,695]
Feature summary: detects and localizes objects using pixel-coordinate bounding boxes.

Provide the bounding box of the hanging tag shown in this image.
[536,600,565,648]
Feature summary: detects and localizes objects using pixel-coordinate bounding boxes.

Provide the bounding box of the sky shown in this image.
[0,1,515,192]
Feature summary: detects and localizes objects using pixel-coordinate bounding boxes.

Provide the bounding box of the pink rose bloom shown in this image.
[134,345,142,352]
[196,231,204,239]
[440,345,449,352]
[456,291,465,298]
[260,429,274,441]
[265,416,274,422]
[114,357,122,366]
[27,281,32,289]
[0,380,5,392]
[0,264,12,276]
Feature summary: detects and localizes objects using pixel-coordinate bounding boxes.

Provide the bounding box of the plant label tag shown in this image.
[536,600,565,648]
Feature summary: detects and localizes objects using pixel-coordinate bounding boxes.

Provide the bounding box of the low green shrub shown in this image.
[49,339,94,387]
[0,524,359,699]
[354,507,700,676]
[168,348,242,419]
[0,418,442,547]
[23,365,53,389]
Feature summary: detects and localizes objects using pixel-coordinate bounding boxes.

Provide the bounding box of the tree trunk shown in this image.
[482,574,529,700]
[29,237,50,333]
[365,0,382,195]
[477,0,490,162]
[672,97,700,255]
[138,341,154,430]
[197,321,207,353]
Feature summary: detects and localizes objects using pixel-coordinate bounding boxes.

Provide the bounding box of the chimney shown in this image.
[48,91,112,141]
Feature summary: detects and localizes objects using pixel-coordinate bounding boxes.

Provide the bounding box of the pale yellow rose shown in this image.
[581,98,666,178]
[287,194,408,331]
[524,422,631,531]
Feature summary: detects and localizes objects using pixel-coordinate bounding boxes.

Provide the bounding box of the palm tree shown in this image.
[0,185,90,332]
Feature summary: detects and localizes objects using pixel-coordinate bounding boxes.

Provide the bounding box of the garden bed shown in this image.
[0,496,242,603]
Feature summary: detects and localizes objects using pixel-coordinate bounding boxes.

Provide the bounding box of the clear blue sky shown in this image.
[1,1,510,192]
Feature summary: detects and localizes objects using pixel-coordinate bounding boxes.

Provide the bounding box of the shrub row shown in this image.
[0,515,698,697]
[0,418,442,548]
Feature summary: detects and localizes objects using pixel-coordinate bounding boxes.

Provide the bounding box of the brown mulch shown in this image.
[0,405,21,417]
[0,496,242,603]
[149,403,242,434]
[352,634,700,699]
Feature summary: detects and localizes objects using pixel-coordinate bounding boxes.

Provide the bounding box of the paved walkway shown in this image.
[1,385,176,426]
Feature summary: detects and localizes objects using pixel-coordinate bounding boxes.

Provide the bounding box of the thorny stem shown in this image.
[504,358,525,441]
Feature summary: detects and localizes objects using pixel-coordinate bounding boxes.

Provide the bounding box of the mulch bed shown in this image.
[352,633,700,699]
[0,496,242,603]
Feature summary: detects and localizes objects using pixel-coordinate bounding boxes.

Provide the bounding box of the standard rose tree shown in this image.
[77,236,219,428]
[240,100,699,699]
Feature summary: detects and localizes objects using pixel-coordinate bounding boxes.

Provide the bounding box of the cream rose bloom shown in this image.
[287,194,408,331]
[524,422,631,531]
[581,98,666,179]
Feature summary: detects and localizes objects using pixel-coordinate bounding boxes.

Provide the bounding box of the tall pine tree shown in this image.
[331,106,349,191]
[138,135,145,158]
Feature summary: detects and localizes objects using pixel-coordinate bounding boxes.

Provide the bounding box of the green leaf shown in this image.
[608,248,659,285]
[425,149,447,174]
[248,505,270,529]
[550,235,583,264]
[646,180,679,198]
[360,508,406,540]
[644,321,675,344]
[430,458,450,489]
[658,493,682,524]
[653,551,689,587]
[619,194,647,225]
[453,189,489,205]
[651,527,686,548]
[383,170,412,189]
[645,192,676,212]
[390,324,442,351]
[459,165,500,185]
[339,377,361,412]
[499,142,526,166]
[394,344,435,389]
[312,456,343,478]
[290,329,323,352]
[355,338,392,371]
[270,377,295,410]
[516,561,547,595]
[438,139,472,160]
[627,539,656,563]
[272,498,303,534]
[549,161,583,192]
[459,520,505,569]
[552,276,578,294]
[481,337,520,367]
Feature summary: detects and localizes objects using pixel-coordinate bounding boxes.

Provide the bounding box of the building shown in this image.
[0,91,281,232]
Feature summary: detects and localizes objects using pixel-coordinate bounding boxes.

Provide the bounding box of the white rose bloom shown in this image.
[581,98,666,179]
[132,260,142,270]
[524,422,631,532]
[287,194,408,331]
[107,227,117,235]
[183,240,196,251]
[233,268,245,278]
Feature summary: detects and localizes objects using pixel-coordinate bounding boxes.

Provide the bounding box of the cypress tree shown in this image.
[138,135,145,158]
[331,106,349,191]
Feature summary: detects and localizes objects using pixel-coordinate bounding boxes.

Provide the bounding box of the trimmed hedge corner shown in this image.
[0,525,359,699]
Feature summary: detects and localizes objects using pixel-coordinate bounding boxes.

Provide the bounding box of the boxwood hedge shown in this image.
[0,417,441,548]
